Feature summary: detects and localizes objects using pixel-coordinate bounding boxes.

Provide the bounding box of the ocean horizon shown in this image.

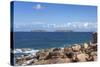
[13,32,93,49]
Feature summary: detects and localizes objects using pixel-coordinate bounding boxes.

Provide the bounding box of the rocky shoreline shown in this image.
[15,42,97,66]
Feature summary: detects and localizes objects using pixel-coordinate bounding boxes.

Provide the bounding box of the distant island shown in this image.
[31,30,74,32]
[31,30,48,32]
[54,30,73,32]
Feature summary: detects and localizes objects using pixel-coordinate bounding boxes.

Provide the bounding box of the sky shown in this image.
[12,1,97,32]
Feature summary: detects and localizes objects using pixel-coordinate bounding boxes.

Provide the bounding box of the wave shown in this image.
[13,48,39,54]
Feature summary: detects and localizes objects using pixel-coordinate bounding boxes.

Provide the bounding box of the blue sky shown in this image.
[12,1,97,32]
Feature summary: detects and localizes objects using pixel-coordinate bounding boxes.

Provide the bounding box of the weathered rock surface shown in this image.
[36,52,49,60]
[72,44,81,52]
[76,53,89,62]
[48,58,71,64]
[46,51,64,59]
[15,42,97,66]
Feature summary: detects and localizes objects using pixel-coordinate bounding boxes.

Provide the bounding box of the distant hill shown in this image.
[31,30,73,32]
[31,30,47,32]
[54,30,73,32]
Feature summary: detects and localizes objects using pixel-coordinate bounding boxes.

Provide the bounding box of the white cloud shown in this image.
[67,23,71,26]
[50,22,97,32]
[14,21,97,32]
[84,23,89,27]
[33,4,44,10]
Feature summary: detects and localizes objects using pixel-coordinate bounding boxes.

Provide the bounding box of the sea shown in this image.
[13,32,93,55]
[12,32,93,64]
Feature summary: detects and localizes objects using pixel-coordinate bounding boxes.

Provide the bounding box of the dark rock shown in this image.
[92,32,97,43]
[36,52,49,60]
[90,43,97,51]
[53,48,61,51]
[46,51,64,59]
[65,51,74,58]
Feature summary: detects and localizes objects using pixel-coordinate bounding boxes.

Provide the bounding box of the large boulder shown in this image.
[46,51,64,59]
[83,43,89,49]
[90,43,97,51]
[90,51,97,61]
[22,59,38,65]
[93,55,97,61]
[76,53,89,62]
[44,48,54,52]
[65,51,74,58]
[72,44,81,52]
[36,52,49,60]
[33,60,49,65]
[72,54,78,62]
[48,58,71,64]
[64,47,72,52]
[86,51,97,61]
[90,51,97,56]
[53,48,61,51]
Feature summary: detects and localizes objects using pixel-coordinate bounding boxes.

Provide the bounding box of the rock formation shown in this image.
[15,42,97,66]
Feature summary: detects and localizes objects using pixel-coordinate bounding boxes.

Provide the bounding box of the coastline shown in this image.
[13,32,97,66]
[14,42,97,66]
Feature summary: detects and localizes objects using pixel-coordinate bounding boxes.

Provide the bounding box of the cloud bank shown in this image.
[14,22,97,32]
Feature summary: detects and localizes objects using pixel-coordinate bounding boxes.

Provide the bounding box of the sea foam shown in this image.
[13,48,39,54]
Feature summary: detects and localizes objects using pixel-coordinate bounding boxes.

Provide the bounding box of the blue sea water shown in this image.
[13,32,93,49]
